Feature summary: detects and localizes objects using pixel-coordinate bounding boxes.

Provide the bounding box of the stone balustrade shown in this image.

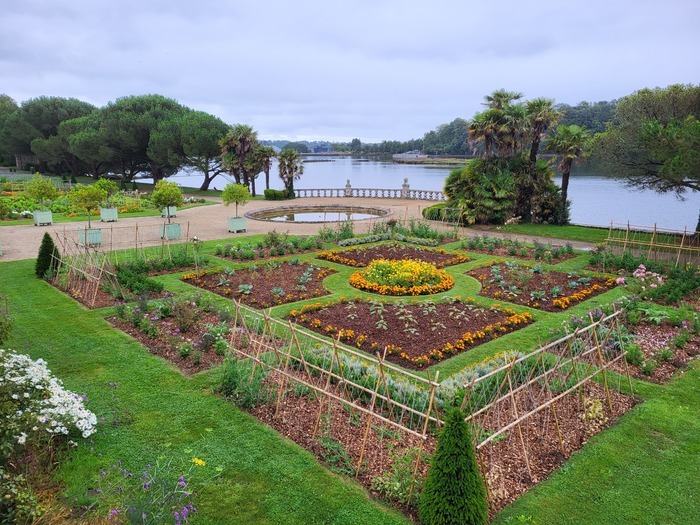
[292,178,446,201]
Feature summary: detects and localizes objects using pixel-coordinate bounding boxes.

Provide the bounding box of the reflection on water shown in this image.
[155,158,699,230]
[268,212,380,222]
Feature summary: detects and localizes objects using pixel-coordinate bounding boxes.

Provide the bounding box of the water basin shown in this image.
[246,204,391,223]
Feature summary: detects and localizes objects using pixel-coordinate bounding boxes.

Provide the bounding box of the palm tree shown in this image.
[526,98,561,166]
[547,124,590,223]
[483,89,523,110]
[220,124,258,189]
[278,148,304,197]
[258,145,277,190]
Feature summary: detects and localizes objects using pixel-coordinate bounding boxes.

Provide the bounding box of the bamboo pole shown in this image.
[505,355,533,478]
[589,313,614,413]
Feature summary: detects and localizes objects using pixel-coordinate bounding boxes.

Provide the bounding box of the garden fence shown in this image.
[604,221,700,267]
[223,300,633,504]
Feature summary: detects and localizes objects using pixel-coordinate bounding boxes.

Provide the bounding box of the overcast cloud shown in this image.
[1,0,698,142]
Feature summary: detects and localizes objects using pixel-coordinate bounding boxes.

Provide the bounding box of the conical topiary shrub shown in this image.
[418,407,488,525]
[35,232,61,279]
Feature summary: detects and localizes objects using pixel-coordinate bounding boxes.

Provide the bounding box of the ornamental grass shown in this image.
[350,259,454,296]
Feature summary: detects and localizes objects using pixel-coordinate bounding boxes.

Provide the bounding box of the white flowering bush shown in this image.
[1,349,97,461]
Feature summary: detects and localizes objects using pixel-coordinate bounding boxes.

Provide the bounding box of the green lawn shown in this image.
[1,260,409,525]
[2,233,699,524]
[490,224,611,244]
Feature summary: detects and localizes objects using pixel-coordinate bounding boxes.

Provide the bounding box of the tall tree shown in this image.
[64,113,114,179]
[277,148,304,197]
[257,145,277,190]
[1,96,95,171]
[100,95,188,183]
[0,94,19,165]
[462,90,563,224]
[591,84,700,229]
[483,89,523,110]
[547,124,590,223]
[177,111,229,191]
[516,98,561,220]
[220,124,259,190]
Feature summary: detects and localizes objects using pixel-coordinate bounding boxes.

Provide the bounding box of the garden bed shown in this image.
[612,323,700,383]
[460,235,578,263]
[289,297,533,369]
[107,298,243,375]
[469,261,616,311]
[213,234,324,261]
[182,261,335,308]
[317,242,470,268]
[248,367,637,518]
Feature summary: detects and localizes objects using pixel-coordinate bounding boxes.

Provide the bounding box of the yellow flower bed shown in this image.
[349,259,454,296]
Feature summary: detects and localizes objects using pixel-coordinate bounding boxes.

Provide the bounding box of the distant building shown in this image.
[313,143,331,153]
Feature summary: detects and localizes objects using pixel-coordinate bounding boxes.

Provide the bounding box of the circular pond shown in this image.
[246,204,391,223]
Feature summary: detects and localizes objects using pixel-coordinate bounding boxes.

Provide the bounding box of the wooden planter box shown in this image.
[227,217,247,233]
[100,207,118,222]
[33,211,53,226]
[161,206,177,218]
[161,223,181,240]
[78,228,103,246]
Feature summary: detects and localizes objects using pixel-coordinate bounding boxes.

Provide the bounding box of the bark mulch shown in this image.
[249,367,638,520]
[469,262,616,311]
[609,323,700,383]
[317,242,470,268]
[289,298,533,370]
[182,262,335,309]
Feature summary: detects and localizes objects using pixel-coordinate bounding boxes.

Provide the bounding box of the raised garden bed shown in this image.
[317,242,470,268]
[182,261,335,308]
[289,297,533,369]
[469,261,616,311]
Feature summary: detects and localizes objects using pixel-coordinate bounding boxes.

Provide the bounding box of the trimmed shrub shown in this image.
[35,232,60,278]
[264,188,287,200]
[419,408,488,525]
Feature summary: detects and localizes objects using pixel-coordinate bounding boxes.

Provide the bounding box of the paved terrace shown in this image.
[0,196,595,262]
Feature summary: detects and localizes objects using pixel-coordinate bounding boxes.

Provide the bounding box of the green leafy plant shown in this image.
[625,344,644,366]
[318,434,356,477]
[216,357,268,408]
[371,446,427,506]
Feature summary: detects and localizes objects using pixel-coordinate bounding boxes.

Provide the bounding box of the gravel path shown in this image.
[0,196,595,262]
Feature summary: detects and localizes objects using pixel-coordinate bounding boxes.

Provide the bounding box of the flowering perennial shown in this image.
[1,349,97,459]
[350,259,454,296]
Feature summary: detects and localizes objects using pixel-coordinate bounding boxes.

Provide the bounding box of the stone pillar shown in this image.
[344,179,352,197]
[401,178,410,199]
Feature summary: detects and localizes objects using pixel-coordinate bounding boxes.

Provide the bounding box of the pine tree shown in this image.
[419,408,488,525]
[35,232,60,278]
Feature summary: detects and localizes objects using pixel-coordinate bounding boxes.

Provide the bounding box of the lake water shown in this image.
[160,157,699,231]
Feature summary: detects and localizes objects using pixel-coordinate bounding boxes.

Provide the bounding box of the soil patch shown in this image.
[289,298,533,369]
[182,262,335,309]
[317,242,470,268]
[469,262,616,311]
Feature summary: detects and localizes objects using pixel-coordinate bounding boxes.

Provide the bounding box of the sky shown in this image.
[1,0,699,143]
